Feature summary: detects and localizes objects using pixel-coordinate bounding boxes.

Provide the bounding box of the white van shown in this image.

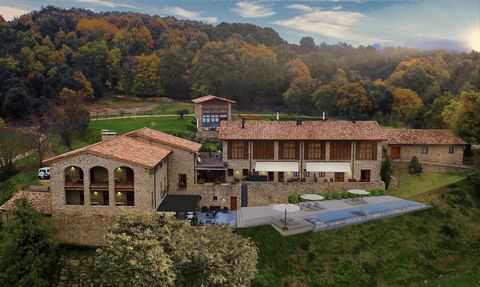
[38,167,50,180]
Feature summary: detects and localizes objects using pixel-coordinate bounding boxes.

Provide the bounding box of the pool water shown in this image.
[309,200,426,224]
[198,211,237,226]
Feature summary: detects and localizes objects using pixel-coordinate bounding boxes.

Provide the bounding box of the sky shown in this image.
[1,0,479,51]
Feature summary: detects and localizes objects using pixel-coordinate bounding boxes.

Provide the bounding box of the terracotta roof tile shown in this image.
[191,95,236,104]
[44,136,171,168]
[384,129,466,145]
[126,127,201,153]
[219,120,386,141]
[0,191,52,215]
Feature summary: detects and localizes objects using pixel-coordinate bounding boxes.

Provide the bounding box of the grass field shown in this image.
[237,173,480,287]
[392,171,473,199]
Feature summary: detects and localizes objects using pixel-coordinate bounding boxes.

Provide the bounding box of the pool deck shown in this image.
[237,196,430,236]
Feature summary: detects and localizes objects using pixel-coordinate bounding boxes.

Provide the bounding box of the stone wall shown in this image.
[222,140,383,183]
[53,214,113,246]
[129,136,197,194]
[392,160,472,172]
[50,153,163,217]
[181,181,385,209]
[195,130,219,140]
[388,145,464,166]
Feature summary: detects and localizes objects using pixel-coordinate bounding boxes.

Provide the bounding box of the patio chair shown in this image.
[300,202,315,212]
[313,202,326,210]
[307,202,321,211]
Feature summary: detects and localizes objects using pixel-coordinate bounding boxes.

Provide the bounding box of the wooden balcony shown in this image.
[64,182,84,190]
[90,182,109,190]
[115,182,134,191]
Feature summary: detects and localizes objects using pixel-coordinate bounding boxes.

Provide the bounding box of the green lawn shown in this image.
[392,171,473,199]
[238,174,480,287]
[151,103,194,115]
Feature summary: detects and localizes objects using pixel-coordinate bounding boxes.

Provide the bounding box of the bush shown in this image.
[408,156,423,174]
[369,189,386,196]
[288,194,300,203]
[380,157,393,188]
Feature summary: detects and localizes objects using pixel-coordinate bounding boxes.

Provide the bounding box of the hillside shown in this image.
[0,6,479,134]
[238,173,480,286]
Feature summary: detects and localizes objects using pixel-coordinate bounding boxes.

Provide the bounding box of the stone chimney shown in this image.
[101,129,117,141]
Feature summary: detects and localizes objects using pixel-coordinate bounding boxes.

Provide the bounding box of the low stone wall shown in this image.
[53,213,113,246]
[175,181,385,208]
[195,130,219,140]
[392,160,472,172]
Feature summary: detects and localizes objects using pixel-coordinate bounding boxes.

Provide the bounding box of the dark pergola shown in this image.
[157,194,201,212]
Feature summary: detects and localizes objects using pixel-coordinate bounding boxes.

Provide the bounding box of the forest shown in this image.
[0,6,479,142]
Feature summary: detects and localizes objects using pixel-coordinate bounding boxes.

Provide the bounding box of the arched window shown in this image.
[90,166,109,206]
[65,166,84,205]
[114,166,134,206]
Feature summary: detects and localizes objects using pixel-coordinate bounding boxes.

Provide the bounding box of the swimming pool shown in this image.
[308,199,427,225]
[198,211,237,226]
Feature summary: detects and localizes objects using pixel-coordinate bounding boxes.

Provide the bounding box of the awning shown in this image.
[157,194,201,212]
[255,161,299,172]
[306,162,351,173]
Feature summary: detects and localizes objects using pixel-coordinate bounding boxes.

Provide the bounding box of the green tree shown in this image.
[96,213,258,287]
[74,40,109,83]
[0,199,58,287]
[2,87,30,120]
[442,91,480,144]
[336,82,369,119]
[380,157,393,189]
[132,54,163,97]
[408,156,423,174]
[424,92,454,128]
[283,77,317,114]
[158,46,190,99]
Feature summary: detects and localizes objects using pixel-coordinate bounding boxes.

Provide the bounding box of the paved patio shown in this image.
[236,196,429,236]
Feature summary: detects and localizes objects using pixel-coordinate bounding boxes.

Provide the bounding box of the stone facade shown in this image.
[222,140,383,183]
[387,144,464,166]
[50,153,167,217]
[127,136,197,194]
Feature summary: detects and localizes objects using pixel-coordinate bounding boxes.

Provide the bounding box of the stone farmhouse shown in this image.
[383,129,466,170]
[0,96,468,245]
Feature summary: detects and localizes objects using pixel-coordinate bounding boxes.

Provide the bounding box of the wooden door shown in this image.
[334,172,345,182]
[390,147,401,159]
[230,196,238,210]
[278,172,284,182]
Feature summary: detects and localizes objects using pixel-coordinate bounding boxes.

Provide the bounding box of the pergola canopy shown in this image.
[305,162,351,173]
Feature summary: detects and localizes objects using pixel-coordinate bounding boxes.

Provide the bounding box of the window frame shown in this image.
[420,146,429,154]
[279,141,299,160]
[228,141,248,160]
[330,141,352,160]
[356,141,377,160]
[252,141,274,160]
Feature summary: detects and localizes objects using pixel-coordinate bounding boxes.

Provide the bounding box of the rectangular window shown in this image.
[334,172,345,182]
[242,169,249,176]
[421,146,429,154]
[305,141,325,160]
[360,170,371,182]
[66,190,84,205]
[330,141,352,160]
[227,169,234,176]
[253,141,274,160]
[90,190,109,206]
[178,174,187,189]
[115,191,134,206]
[228,141,248,159]
[319,172,326,177]
[448,146,455,154]
[356,141,377,160]
[279,141,299,159]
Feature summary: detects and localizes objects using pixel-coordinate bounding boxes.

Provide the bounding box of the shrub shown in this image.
[307,252,316,262]
[408,156,423,174]
[288,195,300,203]
[380,157,393,188]
[300,240,310,251]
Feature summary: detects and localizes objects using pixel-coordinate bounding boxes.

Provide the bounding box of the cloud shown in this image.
[0,6,29,20]
[74,0,136,9]
[160,6,218,23]
[232,2,275,18]
[274,5,380,43]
